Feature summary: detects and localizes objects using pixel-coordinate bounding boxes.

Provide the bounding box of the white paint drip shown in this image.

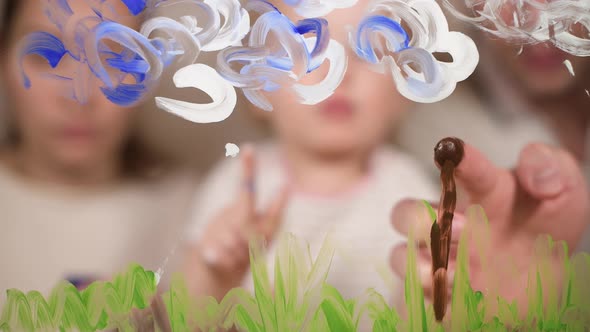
[225,143,240,157]
[154,269,162,286]
[563,59,575,77]
[153,243,179,287]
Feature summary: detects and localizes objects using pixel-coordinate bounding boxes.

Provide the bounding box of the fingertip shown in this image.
[241,142,255,155]
[241,143,256,167]
[391,199,420,232]
[516,143,566,199]
[391,199,436,241]
[201,247,219,266]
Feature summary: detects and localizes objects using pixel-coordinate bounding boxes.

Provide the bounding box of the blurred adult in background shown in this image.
[0,0,196,301]
[394,6,590,251]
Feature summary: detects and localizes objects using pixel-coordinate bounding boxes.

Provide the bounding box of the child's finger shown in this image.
[260,185,290,239]
[238,145,257,218]
[391,199,437,237]
[516,143,586,202]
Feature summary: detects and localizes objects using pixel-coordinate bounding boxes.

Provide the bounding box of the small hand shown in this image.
[195,146,290,282]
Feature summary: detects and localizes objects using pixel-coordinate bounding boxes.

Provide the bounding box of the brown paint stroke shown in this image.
[431,137,464,322]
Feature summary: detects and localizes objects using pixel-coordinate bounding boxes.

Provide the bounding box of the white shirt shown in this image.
[187,142,438,302]
[0,165,195,304]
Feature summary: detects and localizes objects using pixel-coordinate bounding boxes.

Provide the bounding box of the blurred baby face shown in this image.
[1,0,139,170]
[265,1,411,157]
[478,1,590,98]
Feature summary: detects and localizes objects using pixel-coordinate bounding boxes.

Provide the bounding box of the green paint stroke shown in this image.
[0,264,158,331]
[2,206,590,331]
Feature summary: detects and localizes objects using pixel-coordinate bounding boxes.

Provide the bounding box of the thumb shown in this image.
[516,143,570,200]
[515,143,590,248]
[259,184,291,240]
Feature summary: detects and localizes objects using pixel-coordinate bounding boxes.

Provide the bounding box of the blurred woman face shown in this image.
[483,40,590,98]
[1,0,140,174]
[478,3,590,99]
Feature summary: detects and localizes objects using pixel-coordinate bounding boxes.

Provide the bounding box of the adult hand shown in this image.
[390,140,590,318]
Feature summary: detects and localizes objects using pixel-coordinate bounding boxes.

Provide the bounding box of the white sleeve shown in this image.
[183,157,242,244]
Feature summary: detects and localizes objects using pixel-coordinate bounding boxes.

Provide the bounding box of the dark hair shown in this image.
[1,0,19,43]
[1,0,169,180]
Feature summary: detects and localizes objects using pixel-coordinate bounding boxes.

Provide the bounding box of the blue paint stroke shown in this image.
[86,20,162,105]
[105,52,150,75]
[20,32,68,89]
[120,0,147,15]
[295,18,329,72]
[88,22,158,84]
[19,0,165,107]
[100,82,146,106]
[217,1,334,111]
[354,15,410,64]
[21,0,339,111]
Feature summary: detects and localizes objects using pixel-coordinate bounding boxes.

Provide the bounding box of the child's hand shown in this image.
[389,142,590,320]
[196,146,290,276]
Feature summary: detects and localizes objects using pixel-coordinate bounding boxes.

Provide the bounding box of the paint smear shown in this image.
[564,59,575,77]
[20,0,250,122]
[225,143,240,158]
[443,0,590,57]
[217,2,345,111]
[155,64,237,123]
[22,0,480,118]
[351,0,479,103]
[586,89,590,97]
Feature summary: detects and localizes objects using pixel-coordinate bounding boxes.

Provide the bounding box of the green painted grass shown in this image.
[2,207,590,331]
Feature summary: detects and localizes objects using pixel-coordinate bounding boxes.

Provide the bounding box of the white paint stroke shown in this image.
[563,59,575,76]
[155,64,237,123]
[443,0,590,57]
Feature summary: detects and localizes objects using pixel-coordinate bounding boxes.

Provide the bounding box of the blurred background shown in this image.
[0,0,589,307]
